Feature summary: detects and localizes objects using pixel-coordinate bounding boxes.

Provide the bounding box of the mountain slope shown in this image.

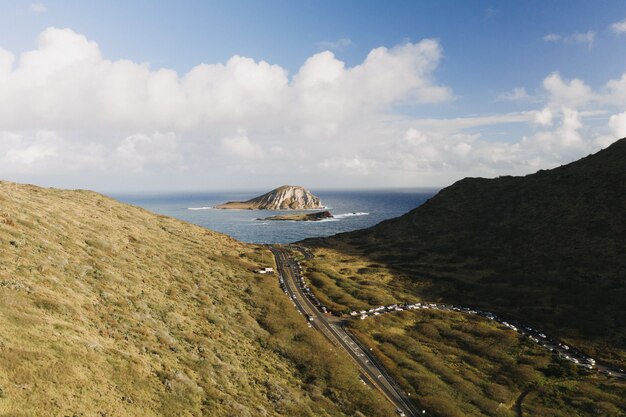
[0,181,393,417]
[216,185,323,210]
[305,138,626,365]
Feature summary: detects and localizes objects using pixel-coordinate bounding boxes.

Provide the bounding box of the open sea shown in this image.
[111,189,437,244]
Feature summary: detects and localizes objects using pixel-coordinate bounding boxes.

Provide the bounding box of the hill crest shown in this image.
[305,137,626,366]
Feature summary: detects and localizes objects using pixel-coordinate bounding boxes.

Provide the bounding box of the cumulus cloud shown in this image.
[364,66,626,183]
[0,130,105,174]
[0,48,14,75]
[533,108,553,126]
[609,112,626,138]
[4,132,57,166]
[0,28,450,133]
[0,27,625,190]
[116,132,182,171]
[604,73,626,106]
[220,129,263,160]
[543,72,594,108]
[610,18,626,34]
[0,28,465,189]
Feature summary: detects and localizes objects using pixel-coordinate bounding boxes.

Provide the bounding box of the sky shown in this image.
[1,1,626,192]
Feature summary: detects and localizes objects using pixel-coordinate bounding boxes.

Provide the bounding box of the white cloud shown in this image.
[567,31,596,48]
[292,41,453,128]
[543,31,596,48]
[408,111,538,131]
[318,155,376,175]
[0,48,14,75]
[533,108,553,126]
[5,139,57,165]
[315,38,353,51]
[497,87,530,101]
[0,130,105,173]
[609,112,626,138]
[28,3,47,13]
[543,72,594,108]
[0,130,58,168]
[0,27,625,190]
[520,108,588,163]
[117,132,182,171]
[604,73,626,106]
[610,18,626,34]
[0,28,451,135]
[220,129,263,160]
[543,33,562,42]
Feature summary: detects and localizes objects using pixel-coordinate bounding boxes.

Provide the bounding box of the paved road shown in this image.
[269,245,424,417]
[290,246,626,381]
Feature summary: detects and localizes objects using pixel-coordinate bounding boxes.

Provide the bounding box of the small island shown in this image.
[216,185,324,210]
[258,211,333,222]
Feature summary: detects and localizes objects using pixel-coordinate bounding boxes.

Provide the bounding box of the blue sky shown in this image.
[1,1,626,191]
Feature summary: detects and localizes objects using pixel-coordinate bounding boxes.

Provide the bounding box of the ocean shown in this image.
[112,189,437,244]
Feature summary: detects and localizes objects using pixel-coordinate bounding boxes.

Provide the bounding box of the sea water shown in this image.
[112,189,436,244]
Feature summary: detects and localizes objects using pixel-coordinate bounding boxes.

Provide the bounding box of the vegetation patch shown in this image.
[349,310,626,417]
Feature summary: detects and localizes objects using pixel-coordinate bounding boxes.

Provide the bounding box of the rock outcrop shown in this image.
[259,211,333,221]
[215,185,324,210]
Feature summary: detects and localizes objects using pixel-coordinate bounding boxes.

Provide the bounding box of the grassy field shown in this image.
[349,310,626,417]
[302,232,626,416]
[0,180,392,417]
[299,246,418,313]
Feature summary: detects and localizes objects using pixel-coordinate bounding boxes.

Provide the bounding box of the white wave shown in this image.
[333,212,369,219]
[315,217,340,222]
[187,206,213,211]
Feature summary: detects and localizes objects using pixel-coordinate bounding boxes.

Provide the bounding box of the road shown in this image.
[269,245,424,417]
[291,247,626,381]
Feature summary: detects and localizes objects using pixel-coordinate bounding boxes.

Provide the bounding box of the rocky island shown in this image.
[215,185,324,210]
[259,210,333,222]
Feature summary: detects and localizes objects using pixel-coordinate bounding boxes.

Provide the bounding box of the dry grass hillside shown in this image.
[0,181,393,417]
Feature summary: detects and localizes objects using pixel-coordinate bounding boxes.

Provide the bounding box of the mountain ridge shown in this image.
[304,137,626,366]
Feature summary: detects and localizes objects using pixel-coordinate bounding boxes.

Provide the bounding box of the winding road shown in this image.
[269,245,424,417]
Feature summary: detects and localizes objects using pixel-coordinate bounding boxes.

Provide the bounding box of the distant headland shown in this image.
[215,185,324,210]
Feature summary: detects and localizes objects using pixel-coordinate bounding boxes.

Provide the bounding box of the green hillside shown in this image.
[349,309,625,417]
[0,181,393,417]
[304,138,626,367]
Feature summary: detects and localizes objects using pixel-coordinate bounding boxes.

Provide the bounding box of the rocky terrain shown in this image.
[259,211,333,222]
[215,185,323,210]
